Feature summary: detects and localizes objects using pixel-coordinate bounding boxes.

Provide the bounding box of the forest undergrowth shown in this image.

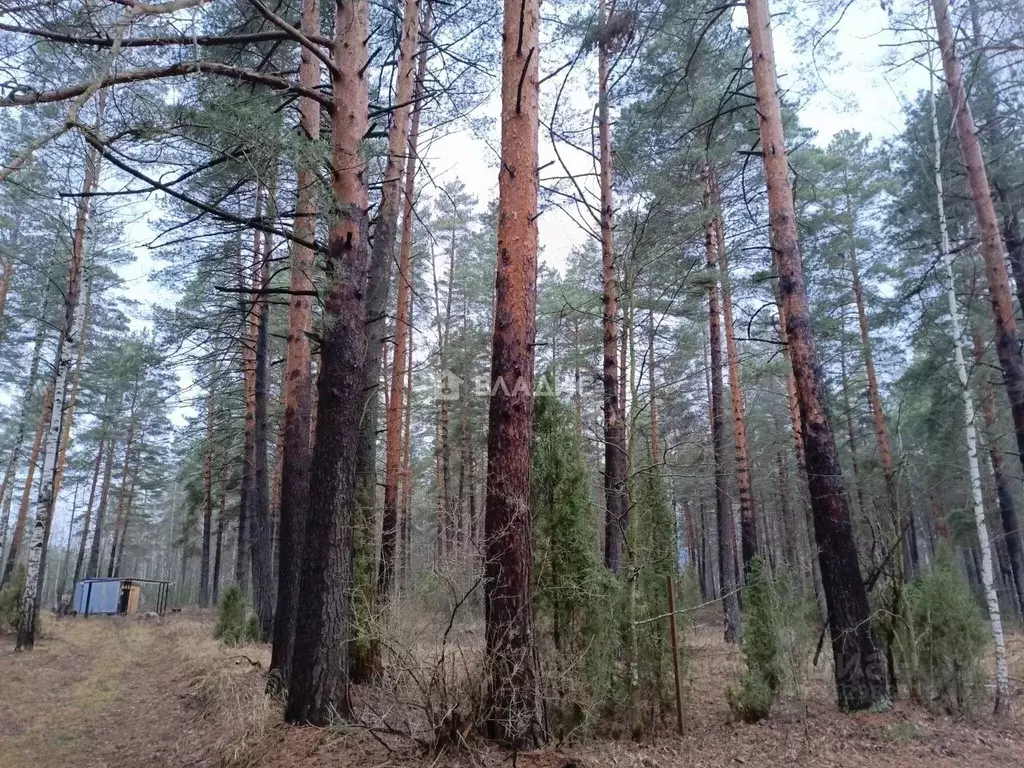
[2,609,1023,768]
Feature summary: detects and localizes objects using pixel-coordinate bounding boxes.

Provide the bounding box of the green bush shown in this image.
[907,545,986,715]
[531,381,617,740]
[214,586,262,645]
[726,671,774,723]
[0,565,26,633]
[726,557,810,722]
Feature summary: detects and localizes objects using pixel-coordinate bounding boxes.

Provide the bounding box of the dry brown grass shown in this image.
[2,604,1023,768]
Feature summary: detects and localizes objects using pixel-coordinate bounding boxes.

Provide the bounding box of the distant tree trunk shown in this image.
[712,171,757,578]
[380,5,430,600]
[932,0,1024,589]
[269,0,320,690]
[55,484,80,606]
[647,312,661,464]
[929,67,1010,709]
[838,331,869,528]
[236,224,257,596]
[774,422,799,572]
[250,184,276,638]
[746,0,886,710]
[285,0,371,725]
[599,0,627,574]
[72,429,105,589]
[352,0,423,684]
[113,456,142,577]
[0,258,13,330]
[848,248,907,578]
[704,163,740,643]
[482,0,544,747]
[400,297,415,586]
[0,305,49,569]
[966,0,1024,318]
[86,432,118,578]
[973,325,1024,616]
[200,376,215,606]
[213,462,227,605]
[2,383,52,587]
[108,415,139,578]
[352,3,424,653]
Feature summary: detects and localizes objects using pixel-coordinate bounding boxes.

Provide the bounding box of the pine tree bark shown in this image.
[2,382,52,588]
[250,183,276,638]
[966,0,1024,318]
[599,0,627,574]
[839,327,870,527]
[236,216,260,597]
[848,248,906,577]
[286,0,371,725]
[380,1,431,600]
[200,376,215,606]
[400,297,415,586]
[86,431,118,578]
[930,71,1011,708]
[72,430,105,590]
[482,0,544,746]
[932,0,1024,552]
[0,306,48,569]
[269,0,320,688]
[712,171,758,577]
[213,462,227,605]
[107,413,139,578]
[704,164,740,643]
[746,0,886,709]
[351,0,424,681]
[972,325,1024,616]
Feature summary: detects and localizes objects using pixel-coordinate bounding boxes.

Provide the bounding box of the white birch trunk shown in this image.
[931,72,1010,711]
[15,290,85,648]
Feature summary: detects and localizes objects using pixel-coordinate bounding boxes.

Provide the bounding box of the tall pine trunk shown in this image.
[704,164,740,643]
[932,0,1024,562]
[269,0,321,687]
[0,305,49,570]
[848,248,907,578]
[483,0,544,746]
[712,170,758,577]
[929,73,1010,710]
[286,0,371,725]
[72,428,105,589]
[86,430,118,578]
[200,375,215,606]
[250,184,276,637]
[973,325,1024,615]
[599,0,628,574]
[380,1,431,600]
[746,0,885,709]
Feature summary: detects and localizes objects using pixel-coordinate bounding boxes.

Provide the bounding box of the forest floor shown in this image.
[1,611,1024,767]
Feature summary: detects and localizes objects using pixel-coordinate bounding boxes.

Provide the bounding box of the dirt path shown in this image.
[0,616,257,768]
[1,616,1022,768]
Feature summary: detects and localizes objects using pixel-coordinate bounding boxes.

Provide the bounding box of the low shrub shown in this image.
[214,586,262,645]
[0,565,26,634]
[907,544,986,715]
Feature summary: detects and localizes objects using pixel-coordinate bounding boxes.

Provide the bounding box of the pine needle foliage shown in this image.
[531,378,615,741]
[906,544,987,715]
[214,586,262,645]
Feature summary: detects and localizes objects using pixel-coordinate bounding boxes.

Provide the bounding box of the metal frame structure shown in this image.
[77,577,172,616]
